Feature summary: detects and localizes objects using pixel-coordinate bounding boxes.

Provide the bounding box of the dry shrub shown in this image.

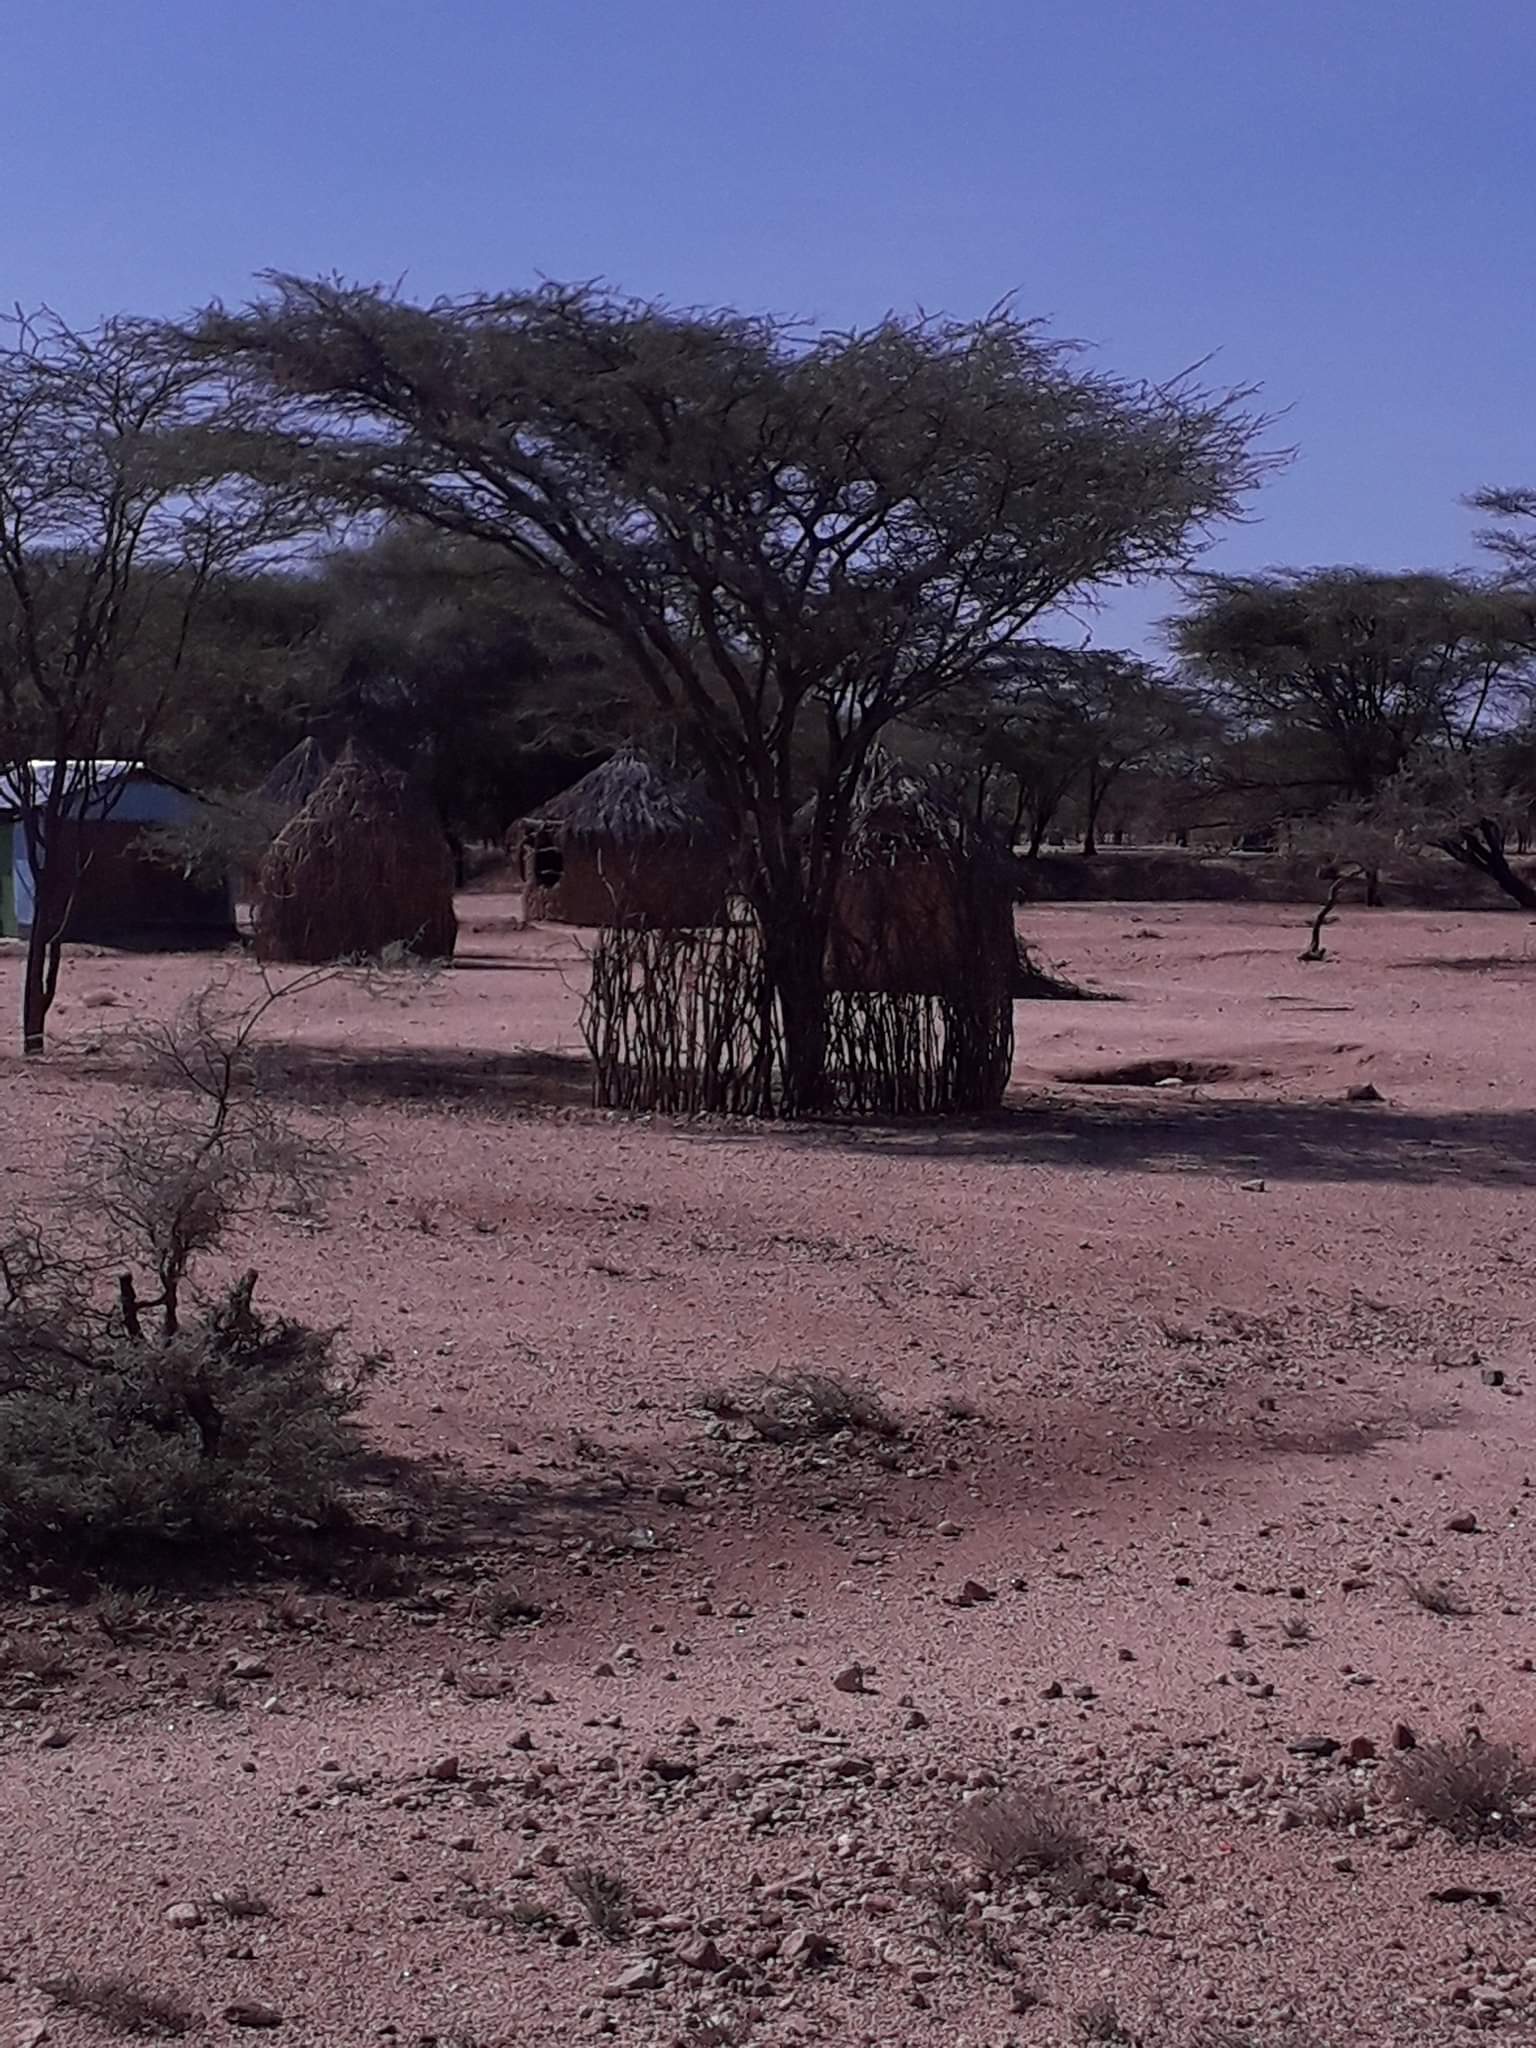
[564,1861,632,1940]
[1385,1736,1536,1841]
[751,1368,903,1443]
[957,1785,1097,1897]
[1405,1576,1470,1616]
[40,1970,197,2037]
[254,742,457,965]
[1311,1781,1369,1830]
[0,1277,372,1558]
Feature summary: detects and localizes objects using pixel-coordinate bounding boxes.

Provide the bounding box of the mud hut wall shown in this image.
[522,840,727,928]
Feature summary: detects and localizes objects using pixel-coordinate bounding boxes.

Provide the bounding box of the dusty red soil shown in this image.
[3,897,1536,2046]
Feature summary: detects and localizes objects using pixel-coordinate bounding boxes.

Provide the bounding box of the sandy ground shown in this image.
[2,897,1536,2046]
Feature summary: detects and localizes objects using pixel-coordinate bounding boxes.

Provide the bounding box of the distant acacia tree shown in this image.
[1172,567,1535,901]
[0,312,298,1052]
[195,278,1272,1112]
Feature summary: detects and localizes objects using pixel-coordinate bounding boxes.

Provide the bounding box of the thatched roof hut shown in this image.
[515,748,734,927]
[254,737,332,819]
[254,743,457,964]
[823,764,1015,997]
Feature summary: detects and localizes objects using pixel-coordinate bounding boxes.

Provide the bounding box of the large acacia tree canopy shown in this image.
[192,279,1276,831]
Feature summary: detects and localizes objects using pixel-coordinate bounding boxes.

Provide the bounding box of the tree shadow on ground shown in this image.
[681,1094,1536,1190]
[255,1040,594,1113]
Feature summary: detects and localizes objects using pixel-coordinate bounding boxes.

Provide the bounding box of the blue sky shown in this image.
[8,0,1534,648]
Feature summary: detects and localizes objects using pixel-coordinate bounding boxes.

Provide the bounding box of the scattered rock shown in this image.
[1346,1735,1377,1762]
[640,1751,697,1782]
[781,1928,837,1967]
[1287,1735,1339,1758]
[1392,1721,1418,1751]
[832,1663,867,1695]
[1346,1082,1383,1103]
[36,1727,71,1751]
[224,2004,284,2029]
[954,1579,994,1606]
[426,1755,461,1783]
[226,1655,272,1680]
[678,1937,728,1972]
[602,1958,662,1997]
[165,1902,205,1929]
[1239,1178,1267,1193]
[1445,1511,1480,1534]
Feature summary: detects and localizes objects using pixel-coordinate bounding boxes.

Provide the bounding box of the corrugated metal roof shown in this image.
[0,761,155,815]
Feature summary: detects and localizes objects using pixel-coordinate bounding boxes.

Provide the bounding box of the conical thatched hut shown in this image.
[254,737,332,819]
[254,744,457,963]
[515,749,734,928]
[823,765,1015,997]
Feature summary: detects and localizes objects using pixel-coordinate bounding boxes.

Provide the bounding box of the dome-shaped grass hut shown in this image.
[824,765,1015,997]
[516,749,734,928]
[254,743,457,964]
[254,737,332,819]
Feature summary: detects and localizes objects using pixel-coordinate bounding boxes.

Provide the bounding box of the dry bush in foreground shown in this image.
[0,980,371,1563]
[957,1785,1098,1897]
[40,1970,197,2037]
[564,1861,632,1940]
[1385,1736,1536,1841]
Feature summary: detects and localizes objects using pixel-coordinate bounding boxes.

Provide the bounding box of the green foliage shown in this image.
[0,1279,371,1555]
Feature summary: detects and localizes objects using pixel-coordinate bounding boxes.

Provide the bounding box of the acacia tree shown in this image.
[196,278,1271,1111]
[1172,567,1535,900]
[0,312,298,1052]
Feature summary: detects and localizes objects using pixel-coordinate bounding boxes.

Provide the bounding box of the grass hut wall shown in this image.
[254,745,457,964]
[825,776,1016,998]
[517,750,734,928]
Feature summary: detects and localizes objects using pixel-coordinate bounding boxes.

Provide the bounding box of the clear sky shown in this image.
[7,0,1534,648]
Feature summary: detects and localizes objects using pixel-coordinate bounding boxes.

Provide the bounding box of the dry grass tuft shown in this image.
[1385,1736,1536,1841]
[751,1367,903,1443]
[1073,2000,1144,2046]
[40,1970,197,2037]
[1404,1576,1471,1616]
[956,1785,1097,1897]
[564,1861,633,1940]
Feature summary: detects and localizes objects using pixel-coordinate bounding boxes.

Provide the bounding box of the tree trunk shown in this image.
[21,924,52,1057]
[1364,867,1384,908]
[1440,822,1536,910]
[1081,820,1098,856]
[759,909,829,1118]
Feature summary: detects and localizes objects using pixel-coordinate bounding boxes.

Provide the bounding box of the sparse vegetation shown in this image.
[40,1970,198,2037]
[750,1367,904,1444]
[1385,1735,1536,1841]
[0,980,373,1562]
[563,1861,633,1940]
[208,1886,275,1921]
[956,1785,1098,1898]
[1074,1999,1144,2046]
[1404,1575,1471,1616]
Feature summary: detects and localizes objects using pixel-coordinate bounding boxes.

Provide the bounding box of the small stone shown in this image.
[1239,1178,1267,1193]
[1392,1721,1418,1751]
[832,1663,867,1695]
[678,1937,728,1972]
[449,1834,476,1852]
[1482,1368,1507,1387]
[1346,1083,1383,1103]
[226,1655,272,1680]
[36,1726,72,1751]
[640,1751,696,1782]
[224,2004,284,2029]
[426,1755,460,1782]
[1287,1735,1339,1758]
[1040,1680,1064,1700]
[1346,1736,1377,1762]
[903,1708,929,1731]
[937,1520,963,1538]
[1446,1512,1480,1534]
[781,1928,836,1967]
[602,1958,662,1997]
[656,1483,688,1505]
[955,1579,994,1606]
[165,1902,204,1929]
[1071,1683,1096,1702]
[725,1599,753,1619]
